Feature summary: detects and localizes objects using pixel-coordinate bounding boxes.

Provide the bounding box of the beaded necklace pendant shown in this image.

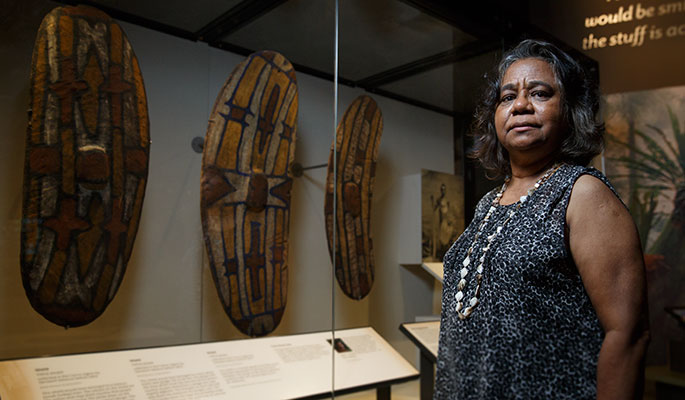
[455,164,562,320]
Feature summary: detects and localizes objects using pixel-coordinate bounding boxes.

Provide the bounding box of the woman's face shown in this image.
[494,58,565,161]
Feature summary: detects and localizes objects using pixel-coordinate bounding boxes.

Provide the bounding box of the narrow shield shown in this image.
[325,96,383,300]
[201,51,297,337]
[21,5,149,327]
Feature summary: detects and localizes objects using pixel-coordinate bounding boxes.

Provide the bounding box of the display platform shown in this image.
[421,262,444,283]
[400,320,440,400]
[0,327,418,400]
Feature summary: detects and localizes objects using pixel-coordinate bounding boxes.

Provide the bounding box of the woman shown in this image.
[434,40,649,399]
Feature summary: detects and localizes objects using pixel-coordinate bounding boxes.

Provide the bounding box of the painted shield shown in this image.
[325,96,383,300]
[21,5,149,327]
[201,51,297,337]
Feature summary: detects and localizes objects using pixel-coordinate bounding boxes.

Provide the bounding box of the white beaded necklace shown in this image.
[455,163,563,320]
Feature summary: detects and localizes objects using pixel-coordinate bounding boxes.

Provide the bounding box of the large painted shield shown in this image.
[325,96,383,300]
[21,5,149,327]
[201,51,297,337]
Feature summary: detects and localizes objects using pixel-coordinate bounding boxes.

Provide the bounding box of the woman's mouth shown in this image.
[509,123,540,133]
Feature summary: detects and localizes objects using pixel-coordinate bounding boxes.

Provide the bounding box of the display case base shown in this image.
[0,327,418,400]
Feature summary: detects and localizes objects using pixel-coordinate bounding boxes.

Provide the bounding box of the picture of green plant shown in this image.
[603,85,685,365]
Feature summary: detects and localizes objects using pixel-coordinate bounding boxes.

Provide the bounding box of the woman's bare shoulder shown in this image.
[569,174,622,209]
[566,173,632,231]
[572,173,614,198]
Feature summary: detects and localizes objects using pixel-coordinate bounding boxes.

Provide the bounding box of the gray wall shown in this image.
[0,0,453,366]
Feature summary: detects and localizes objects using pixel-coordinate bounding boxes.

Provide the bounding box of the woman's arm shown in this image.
[567,174,650,400]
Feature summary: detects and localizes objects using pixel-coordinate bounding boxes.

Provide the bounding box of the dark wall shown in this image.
[529,0,685,94]
[458,0,684,222]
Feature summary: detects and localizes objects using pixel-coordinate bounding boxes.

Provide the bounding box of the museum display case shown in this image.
[3,0,342,352]
[0,0,471,397]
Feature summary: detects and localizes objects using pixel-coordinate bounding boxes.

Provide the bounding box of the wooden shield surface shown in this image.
[325,96,383,300]
[21,5,149,327]
[201,51,297,337]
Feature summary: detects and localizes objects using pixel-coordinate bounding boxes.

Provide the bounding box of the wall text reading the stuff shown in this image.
[581,0,685,50]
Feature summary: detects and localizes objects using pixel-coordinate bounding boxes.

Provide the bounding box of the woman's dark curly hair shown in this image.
[470,39,604,178]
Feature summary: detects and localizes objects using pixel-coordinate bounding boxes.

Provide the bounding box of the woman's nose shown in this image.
[512,92,532,114]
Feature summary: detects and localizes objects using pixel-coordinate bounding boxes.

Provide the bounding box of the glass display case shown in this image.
[2,0,341,358]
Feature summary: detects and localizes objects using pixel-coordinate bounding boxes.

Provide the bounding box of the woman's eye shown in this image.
[532,91,551,98]
[500,94,515,102]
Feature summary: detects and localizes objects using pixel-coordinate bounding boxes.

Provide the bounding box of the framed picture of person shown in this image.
[421,169,464,263]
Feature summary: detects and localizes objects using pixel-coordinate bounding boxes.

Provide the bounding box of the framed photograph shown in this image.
[421,169,464,263]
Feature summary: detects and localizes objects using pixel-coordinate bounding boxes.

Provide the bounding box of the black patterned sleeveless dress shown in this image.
[434,164,618,399]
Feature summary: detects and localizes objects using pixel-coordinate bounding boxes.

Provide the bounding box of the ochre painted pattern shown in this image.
[325,96,383,300]
[201,51,297,337]
[21,5,149,327]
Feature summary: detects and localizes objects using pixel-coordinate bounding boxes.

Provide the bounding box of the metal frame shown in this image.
[57,0,198,41]
[54,0,597,117]
[195,0,288,43]
[356,39,500,89]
